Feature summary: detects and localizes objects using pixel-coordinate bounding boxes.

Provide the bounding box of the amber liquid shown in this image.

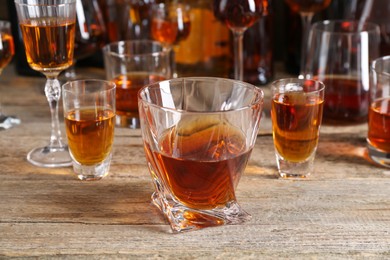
[315,76,369,124]
[285,0,331,13]
[368,98,390,152]
[272,92,323,162]
[65,107,115,165]
[146,119,251,210]
[19,18,75,74]
[151,18,190,45]
[112,72,167,117]
[0,33,14,70]
[213,0,263,30]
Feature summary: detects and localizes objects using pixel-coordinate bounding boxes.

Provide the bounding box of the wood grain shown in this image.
[1,65,389,258]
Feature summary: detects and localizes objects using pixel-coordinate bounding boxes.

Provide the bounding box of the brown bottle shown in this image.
[174,0,232,77]
[242,0,274,85]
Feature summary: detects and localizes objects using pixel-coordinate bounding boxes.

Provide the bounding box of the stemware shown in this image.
[14,0,76,167]
[151,2,191,78]
[284,0,332,78]
[213,0,263,81]
[64,0,106,79]
[0,20,20,130]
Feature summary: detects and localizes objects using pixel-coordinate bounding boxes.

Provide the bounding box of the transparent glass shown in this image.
[102,40,171,129]
[62,79,116,180]
[304,20,380,125]
[14,0,76,167]
[271,78,325,178]
[367,56,390,168]
[138,77,264,232]
[0,20,20,130]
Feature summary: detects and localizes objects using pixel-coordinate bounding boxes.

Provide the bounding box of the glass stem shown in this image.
[299,13,314,79]
[233,30,245,81]
[45,77,65,148]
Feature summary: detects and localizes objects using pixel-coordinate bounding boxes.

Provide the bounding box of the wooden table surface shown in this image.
[1,64,389,259]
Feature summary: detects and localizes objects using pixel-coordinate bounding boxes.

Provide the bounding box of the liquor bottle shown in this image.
[242,0,274,85]
[174,0,232,78]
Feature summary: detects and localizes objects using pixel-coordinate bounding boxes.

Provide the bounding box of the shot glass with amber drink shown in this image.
[271,78,324,178]
[62,80,116,181]
[368,56,390,168]
[138,77,264,232]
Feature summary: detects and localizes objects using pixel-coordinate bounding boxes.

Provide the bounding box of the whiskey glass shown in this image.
[368,56,390,168]
[15,0,76,167]
[138,77,264,232]
[271,78,325,178]
[0,20,20,130]
[304,20,380,125]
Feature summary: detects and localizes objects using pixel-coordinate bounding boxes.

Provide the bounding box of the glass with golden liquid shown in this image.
[14,0,76,167]
[138,77,264,232]
[103,40,171,129]
[62,80,116,181]
[271,78,324,178]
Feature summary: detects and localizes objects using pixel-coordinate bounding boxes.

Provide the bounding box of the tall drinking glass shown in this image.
[139,77,264,232]
[15,0,76,167]
[213,0,263,81]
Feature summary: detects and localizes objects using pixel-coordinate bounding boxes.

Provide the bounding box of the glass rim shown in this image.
[311,19,380,35]
[372,55,390,78]
[62,79,116,94]
[138,77,264,114]
[14,0,76,5]
[271,78,325,94]
[102,40,171,58]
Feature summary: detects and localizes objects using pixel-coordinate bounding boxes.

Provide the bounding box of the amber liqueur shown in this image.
[0,33,14,70]
[146,118,252,210]
[368,98,390,152]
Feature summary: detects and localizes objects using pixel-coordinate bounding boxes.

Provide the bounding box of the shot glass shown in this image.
[271,78,325,178]
[138,77,264,232]
[62,80,116,181]
[368,56,390,168]
[102,40,171,129]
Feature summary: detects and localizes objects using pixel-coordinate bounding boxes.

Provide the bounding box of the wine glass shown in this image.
[214,0,263,81]
[0,20,20,130]
[64,0,106,79]
[284,0,332,79]
[151,1,191,78]
[14,0,76,167]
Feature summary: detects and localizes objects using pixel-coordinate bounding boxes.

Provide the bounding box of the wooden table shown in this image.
[1,64,389,259]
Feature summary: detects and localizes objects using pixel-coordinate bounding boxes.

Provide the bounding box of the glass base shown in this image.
[27,145,72,168]
[276,152,315,179]
[116,114,140,129]
[72,153,112,181]
[151,191,251,233]
[368,145,390,168]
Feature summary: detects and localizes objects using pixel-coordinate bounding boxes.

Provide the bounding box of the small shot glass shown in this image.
[62,79,116,181]
[271,78,325,178]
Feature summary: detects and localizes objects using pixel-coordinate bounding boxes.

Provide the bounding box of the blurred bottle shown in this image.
[343,0,390,56]
[242,0,274,85]
[174,0,231,77]
[98,0,154,42]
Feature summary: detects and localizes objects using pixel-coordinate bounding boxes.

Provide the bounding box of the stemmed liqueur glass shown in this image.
[284,0,332,78]
[14,0,76,167]
[151,2,191,78]
[0,20,20,130]
[64,0,106,79]
[214,0,263,81]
